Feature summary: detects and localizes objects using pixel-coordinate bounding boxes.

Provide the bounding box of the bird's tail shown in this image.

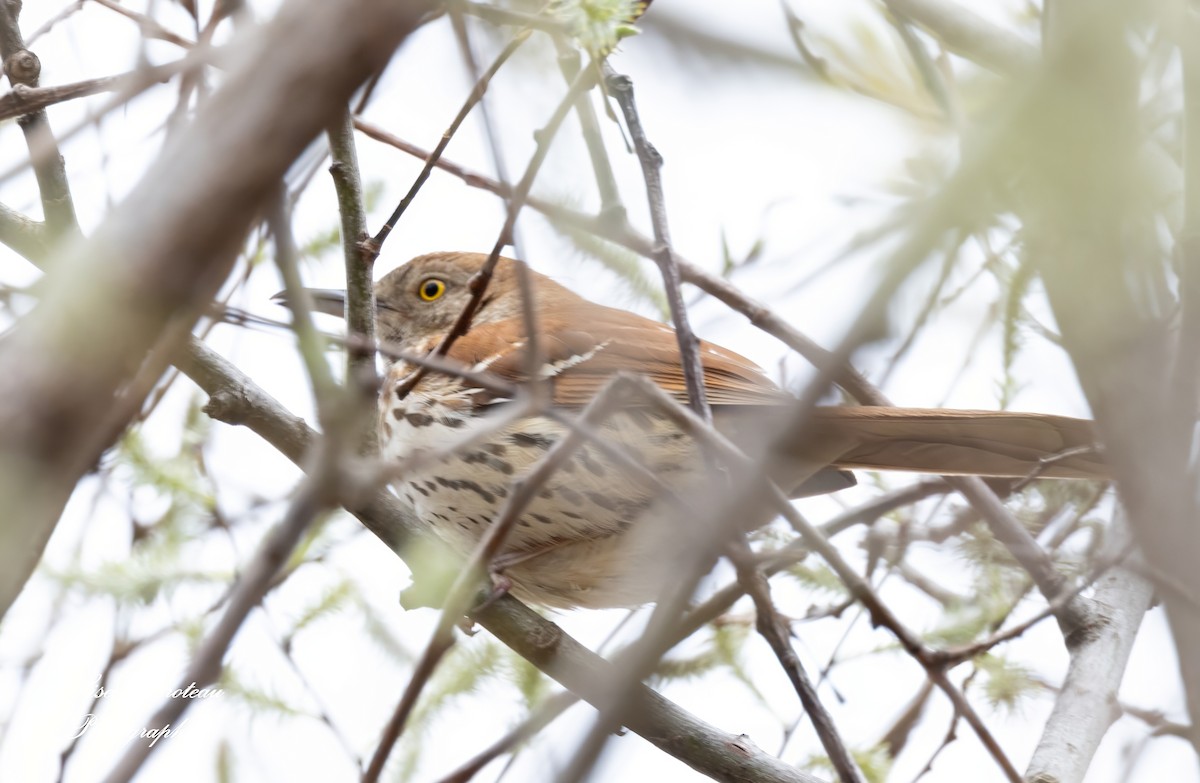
[799,407,1107,480]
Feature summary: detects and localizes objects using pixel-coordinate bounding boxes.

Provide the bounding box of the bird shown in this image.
[286,251,1106,609]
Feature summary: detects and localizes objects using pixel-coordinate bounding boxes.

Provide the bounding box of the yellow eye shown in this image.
[418,278,446,301]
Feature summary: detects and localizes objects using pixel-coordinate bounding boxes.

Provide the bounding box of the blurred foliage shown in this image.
[395,638,505,781]
[975,653,1039,713]
[552,205,670,316]
[215,739,235,783]
[218,669,307,718]
[552,0,646,57]
[784,561,852,597]
[301,180,385,264]
[806,742,894,783]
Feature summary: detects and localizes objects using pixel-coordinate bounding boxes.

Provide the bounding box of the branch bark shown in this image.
[0,0,433,622]
[1025,512,1154,783]
[176,338,827,783]
[1024,0,1200,752]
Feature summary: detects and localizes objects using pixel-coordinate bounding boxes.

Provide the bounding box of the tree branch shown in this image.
[0,0,433,623]
[0,0,79,241]
[1025,513,1154,782]
[175,339,827,783]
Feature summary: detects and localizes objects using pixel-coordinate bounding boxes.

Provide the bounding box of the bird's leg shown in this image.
[469,571,514,616]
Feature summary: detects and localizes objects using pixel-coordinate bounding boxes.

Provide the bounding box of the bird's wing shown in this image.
[448,305,788,407]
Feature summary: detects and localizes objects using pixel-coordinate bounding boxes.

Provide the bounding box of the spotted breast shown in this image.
[377,360,708,608]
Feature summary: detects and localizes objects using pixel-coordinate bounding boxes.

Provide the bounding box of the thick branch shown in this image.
[0,201,49,263]
[0,0,79,241]
[0,0,433,623]
[1025,514,1154,783]
[0,70,160,123]
[475,596,828,783]
[327,108,378,448]
[175,340,825,783]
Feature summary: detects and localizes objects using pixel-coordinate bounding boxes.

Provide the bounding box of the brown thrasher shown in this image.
[297,251,1105,609]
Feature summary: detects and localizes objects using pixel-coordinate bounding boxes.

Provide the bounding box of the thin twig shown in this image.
[727,537,865,783]
[326,108,378,449]
[367,28,531,254]
[99,449,343,783]
[267,195,338,415]
[0,0,79,241]
[389,64,598,401]
[91,0,195,48]
[606,67,710,422]
[434,691,579,783]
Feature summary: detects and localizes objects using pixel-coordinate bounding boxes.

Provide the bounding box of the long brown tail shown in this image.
[801,407,1107,480]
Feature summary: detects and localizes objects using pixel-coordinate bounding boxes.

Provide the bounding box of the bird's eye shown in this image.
[418,278,446,302]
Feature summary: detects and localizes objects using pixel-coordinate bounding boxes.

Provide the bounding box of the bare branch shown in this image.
[606,68,711,422]
[0,201,49,263]
[175,339,829,783]
[98,444,343,783]
[0,0,433,623]
[0,0,79,241]
[727,538,865,783]
[327,107,379,447]
[1025,513,1154,783]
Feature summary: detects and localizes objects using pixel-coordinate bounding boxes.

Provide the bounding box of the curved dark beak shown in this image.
[270,288,347,319]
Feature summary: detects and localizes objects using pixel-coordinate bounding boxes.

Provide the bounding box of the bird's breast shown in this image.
[376,371,709,607]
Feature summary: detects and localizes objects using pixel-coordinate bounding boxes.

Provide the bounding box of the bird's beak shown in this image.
[270,288,347,319]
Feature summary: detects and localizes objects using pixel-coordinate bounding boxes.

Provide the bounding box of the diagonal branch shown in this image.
[176,338,827,783]
[0,0,78,242]
[606,68,710,422]
[1024,510,1153,782]
[0,0,433,624]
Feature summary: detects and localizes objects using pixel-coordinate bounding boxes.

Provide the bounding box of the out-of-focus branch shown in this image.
[1025,513,1154,783]
[606,69,710,422]
[434,691,578,783]
[99,441,343,783]
[0,0,433,623]
[0,201,49,263]
[353,117,1093,633]
[90,0,195,48]
[879,0,1037,74]
[175,339,827,783]
[475,595,829,783]
[1026,0,1200,752]
[1175,8,1200,437]
[327,108,379,450]
[0,70,155,123]
[0,0,78,241]
[268,196,339,413]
